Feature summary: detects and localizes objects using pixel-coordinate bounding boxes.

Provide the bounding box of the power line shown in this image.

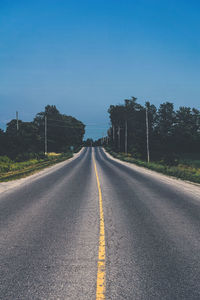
[47,118,108,127]
[46,123,84,129]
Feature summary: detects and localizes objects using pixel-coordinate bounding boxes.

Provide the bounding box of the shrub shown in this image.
[158,153,179,166]
[0,164,10,173]
[105,146,200,184]
[0,156,12,163]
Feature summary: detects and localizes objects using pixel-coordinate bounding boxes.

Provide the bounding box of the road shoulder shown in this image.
[0,148,84,195]
[103,147,200,198]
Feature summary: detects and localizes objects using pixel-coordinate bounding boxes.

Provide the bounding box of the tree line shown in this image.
[0,105,85,160]
[107,97,200,164]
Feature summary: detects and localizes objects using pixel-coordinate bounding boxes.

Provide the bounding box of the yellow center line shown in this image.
[93,153,106,300]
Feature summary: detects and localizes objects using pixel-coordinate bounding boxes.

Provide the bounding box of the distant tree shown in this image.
[154,102,176,155]
[107,97,200,161]
[155,102,175,137]
[34,105,85,152]
[0,129,6,156]
[6,120,40,158]
[1,105,85,159]
[174,107,200,153]
[83,138,93,147]
[108,97,147,157]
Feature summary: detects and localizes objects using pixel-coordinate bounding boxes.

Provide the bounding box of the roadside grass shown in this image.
[0,152,73,182]
[47,152,61,157]
[105,147,200,184]
[178,153,200,169]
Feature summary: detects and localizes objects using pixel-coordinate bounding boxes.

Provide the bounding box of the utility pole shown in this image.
[16,111,19,132]
[118,125,120,151]
[146,107,150,163]
[125,120,127,154]
[112,124,115,142]
[45,115,47,155]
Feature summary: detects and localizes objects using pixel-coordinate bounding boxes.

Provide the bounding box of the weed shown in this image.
[105,148,200,184]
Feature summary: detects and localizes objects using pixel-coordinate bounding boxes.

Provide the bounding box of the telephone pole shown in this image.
[112,124,115,142]
[125,120,127,154]
[146,107,150,163]
[16,111,19,132]
[45,115,47,155]
[118,125,120,151]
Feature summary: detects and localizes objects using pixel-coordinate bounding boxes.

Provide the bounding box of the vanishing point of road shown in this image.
[1,147,200,299]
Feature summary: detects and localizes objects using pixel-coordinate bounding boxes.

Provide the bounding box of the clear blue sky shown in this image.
[0,0,200,139]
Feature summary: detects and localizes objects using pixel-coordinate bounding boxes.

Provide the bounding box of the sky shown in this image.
[0,0,200,139]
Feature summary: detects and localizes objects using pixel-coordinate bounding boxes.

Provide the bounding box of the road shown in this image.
[1,147,200,299]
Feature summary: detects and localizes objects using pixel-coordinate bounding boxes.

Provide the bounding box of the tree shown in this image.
[108,97,147,157]
[84,138,93,147]
[0,129,6,156]
[34,105,85,152]
[174,107,200,153]
[154,102,176,155]
[5,120,41,158]
[155,102,175,137]
[108,97,200,161]
[2,105,85,159]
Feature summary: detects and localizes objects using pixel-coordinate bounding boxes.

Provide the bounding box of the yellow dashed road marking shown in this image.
[93,154,106,300]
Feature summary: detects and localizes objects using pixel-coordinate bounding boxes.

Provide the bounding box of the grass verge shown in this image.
[0,152,73,182]
[105,147,200,184]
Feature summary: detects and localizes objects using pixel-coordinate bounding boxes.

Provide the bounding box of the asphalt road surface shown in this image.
[1,147,200,299]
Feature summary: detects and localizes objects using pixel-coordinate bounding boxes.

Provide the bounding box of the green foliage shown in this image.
[0,152,73,182]
[15,152,46,162]
[105,148,200,184]
[107,97,200,160]
[0,156,12,163]
[0,105,85,160]
[83,138,93,147]
[34,105,85,153]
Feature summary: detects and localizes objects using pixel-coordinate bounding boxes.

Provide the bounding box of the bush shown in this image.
[36,152,46,160]
[159,153,179,166]
[15,152,46,162]
[105,147,200,184]
[0,164,11,173]
[0,156,12,163]
[15,152,35,162]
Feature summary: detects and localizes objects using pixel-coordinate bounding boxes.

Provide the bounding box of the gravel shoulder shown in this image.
[0,148,84,195]
[103,148,200,199]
